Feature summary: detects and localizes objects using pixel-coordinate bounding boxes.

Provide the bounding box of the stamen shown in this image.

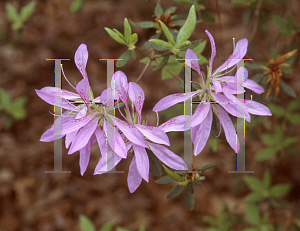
[61,64,76,90]
[155,111,159,127]
[245,95,253,109]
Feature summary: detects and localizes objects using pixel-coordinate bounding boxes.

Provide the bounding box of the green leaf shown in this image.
[245,203,260,225]
[124,18,131,42]
[129,20,156,29]
[268,103,285,116]
[148,150,162,177]
[203,216,218,225]
[104,28,127,45]
[116,227,129,231]
[153,55,169,71]
[129,33,138,45]
[193,180,203,188]
[79,215,96,231]
[131,50,136,59]
[155,175,175,184]
[149,39,173,49]
[192,40,206,54]
[243,175,262,192]
[99,221,114,231]
[167,184,185,199]
[183,182,195,210]
[159,21,175,45]
[272,15,287,30]
[281,137,298,148]
[199,164,215,171]
[195,3,205,11]
[155,3,163,16]
[162,165,184,182]
[170,19,186,26]
[12,21,23,30]
[210,138,218,152]
[161,61,183,79]
[113,29,126,42]
[288,114,300,125]
[5,3,19,23]
[176,5,196,45]
[116,50,131,67]
[201,10,215,24]
[279,79,297,98]
[255,148,277,161]
[70,0,83,13]
[270,184,291,198]
[260,134,275,146]
[263,171,271,189]
[20,1,36,21]
[138,225,146,231]
[0,88,11,108]
[245,192,264,202]
[287,99,300,111]
[165,7,177,15]
[175,40,191,49]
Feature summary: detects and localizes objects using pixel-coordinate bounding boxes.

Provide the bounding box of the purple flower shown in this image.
[36,44,126,175]
[153,32,271,155]
[94,71,186,193]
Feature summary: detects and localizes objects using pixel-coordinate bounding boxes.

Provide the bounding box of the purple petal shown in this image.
[213,38,248,75]
[153,91,201,112]
[61,112,99,135]
[212,78,222,93]
[93,147,123,174]
[191,103,211,127]
[245,100,272,116]
[135,124,170,146]
[243,79,264,94]
[158,115,191,132]
[75,107,87,119]
[68,118,99,154]
[127,157,143,193]
[211,93,250,122]
[94,127,107,156]
[107,115,148,147]
[76,78,90,106]
[216,105,240,153]
[37,87,81,99]
[132,144,149,182]
[193,108,213,155]
[205,30,217,77]
[105,121,127,158]
[185,49,201,76]
[65,129,78,148]
[75,44,88,79]
[35,89,77,111]
[112,71,129,105]
[148,143,186,170]
[128,82,144,124]
[79,135,96,176]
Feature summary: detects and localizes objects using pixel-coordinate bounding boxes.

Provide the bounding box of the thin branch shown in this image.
[249,0,264,43]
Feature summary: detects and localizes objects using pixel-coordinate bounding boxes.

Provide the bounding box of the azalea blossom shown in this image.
[36,44,126,175]
[153,31,271,156]
[94,71,186,193]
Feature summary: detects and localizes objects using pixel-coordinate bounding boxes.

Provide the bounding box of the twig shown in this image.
[136,59,151,84]
[249,0,264,43]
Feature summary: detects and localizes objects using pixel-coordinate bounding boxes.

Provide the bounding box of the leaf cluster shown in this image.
[0,88,27,130]
[5,1,36,30]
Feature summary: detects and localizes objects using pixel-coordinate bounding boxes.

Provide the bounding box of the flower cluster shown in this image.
[36,44,185,193]
[153,30,272,155]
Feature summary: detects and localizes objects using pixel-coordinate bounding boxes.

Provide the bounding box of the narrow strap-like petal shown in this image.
[213,38,248,75]
[153,91,201,112]
[191,103,211,127]
[243,79,264,94]
[68,118,99,154]
[185,49,204,84]
[193,108,213,155]
[75,43,88,79]
[148,143,186,170]
[205,30,217,77]
[112,71,129,108]
[107,115,148,147]
[61,112,99,135]
[65,129,78,148]
[76,78,90,105]
[128,82,144,124]
[127,157,143,193]
[245,100,272,116]
[35,89,77,111]
[135,124,170,146]
[216,105,240,153]
[93,147,123,174]
[159,115,191,132]
[105,121,127,158]
[132,144,149,182]
[94,127,107,156]
[79,135,96,176]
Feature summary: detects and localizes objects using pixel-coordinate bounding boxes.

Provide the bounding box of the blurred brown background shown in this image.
[0,0,299,230]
